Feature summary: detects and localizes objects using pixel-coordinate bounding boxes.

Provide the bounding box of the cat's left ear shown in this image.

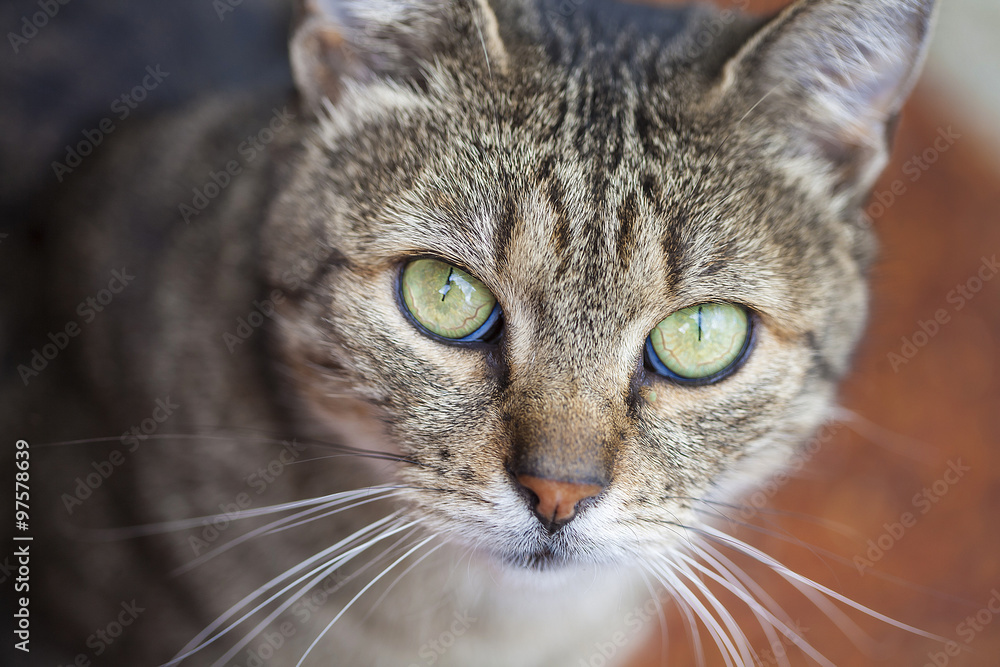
[290,0,508,116]
[714,0,938,198]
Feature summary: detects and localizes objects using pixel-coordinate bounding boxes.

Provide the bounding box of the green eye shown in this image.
[645,303,751,382]
[400,258,501,341]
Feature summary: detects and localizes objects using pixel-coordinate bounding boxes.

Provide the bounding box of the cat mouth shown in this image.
[500,540,581,571]
[511,548,567,570]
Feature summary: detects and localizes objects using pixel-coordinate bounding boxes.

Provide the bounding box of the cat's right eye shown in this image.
[399,258,502,342]
[644,303,752,384]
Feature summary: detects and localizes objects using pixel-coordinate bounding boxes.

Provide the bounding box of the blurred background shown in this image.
[1,0,998,665]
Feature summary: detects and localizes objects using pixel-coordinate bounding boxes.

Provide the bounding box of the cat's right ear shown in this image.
[711,0,938,200]
[290,0,508,116]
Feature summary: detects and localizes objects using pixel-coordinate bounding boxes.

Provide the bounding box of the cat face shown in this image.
[263,0,933,569]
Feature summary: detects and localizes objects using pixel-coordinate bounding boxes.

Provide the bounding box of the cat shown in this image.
[18,0,939,665]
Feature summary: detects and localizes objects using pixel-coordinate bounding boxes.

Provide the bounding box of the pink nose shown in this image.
[516,475,603,527]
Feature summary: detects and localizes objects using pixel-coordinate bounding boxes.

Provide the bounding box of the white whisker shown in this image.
[649,558,737,667]
[696,525,949,643]
[694,532,872,650]
[644,563,707,667]
[636,568,670,667]
[167,513,409,665]
[689,541,797,667]
[294,535,442,667]
[174,490,404,575]
[205,523,425,667]
[97,485,400,539]
[834,407,937,462]
[676,549,832,667]
[361,534,444,622]
[257,491,404,539]
[663,555,757,666]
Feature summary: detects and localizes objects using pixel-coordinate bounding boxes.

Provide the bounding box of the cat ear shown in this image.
[716,0,937,196]
[290,0,508,115]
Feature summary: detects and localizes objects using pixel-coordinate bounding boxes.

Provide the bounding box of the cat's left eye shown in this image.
[645,303,752,384]
[399,258,503,343]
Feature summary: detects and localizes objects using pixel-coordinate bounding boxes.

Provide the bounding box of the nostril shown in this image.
[518,482,541,508]
[516,474,604,530]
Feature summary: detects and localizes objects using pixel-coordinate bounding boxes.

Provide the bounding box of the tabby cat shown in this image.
[25,0,938,665]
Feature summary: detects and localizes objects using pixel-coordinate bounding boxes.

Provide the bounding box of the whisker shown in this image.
[175,490,406,576]
[294,535,442,667]
[671,580,708,667]
[360,533,444,622]
[636,568,670,667]
[682,546,794,667]
[641,561,708,667]
[205,524,425,667]
[470,0,504,157]
[667,495,860,531]
[676,548,832,667]
[691,83,780,198]
[665,494,900,604]
[34,431,422,466]
[674,496,975,607]
[690,541,799,646]
[697,529,878,651]
[637,509,845,597]
[168,513,409,664]
[833,408,937,463]
[648,559,737,667]
[661,555,758,666]
[94,486,401,540]
[257,492,404,538]
[694,524,950,644]
[687,507,852,584]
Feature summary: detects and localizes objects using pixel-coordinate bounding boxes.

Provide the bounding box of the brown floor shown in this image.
[623,2,1000,666]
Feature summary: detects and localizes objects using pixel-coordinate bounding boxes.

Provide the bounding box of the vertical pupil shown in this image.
[441,267,454,302]
[402,259,498,341]
[647,303,749,381]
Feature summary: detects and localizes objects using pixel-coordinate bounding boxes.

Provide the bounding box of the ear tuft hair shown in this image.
[290,0,508,115]
[717,0,938,196]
